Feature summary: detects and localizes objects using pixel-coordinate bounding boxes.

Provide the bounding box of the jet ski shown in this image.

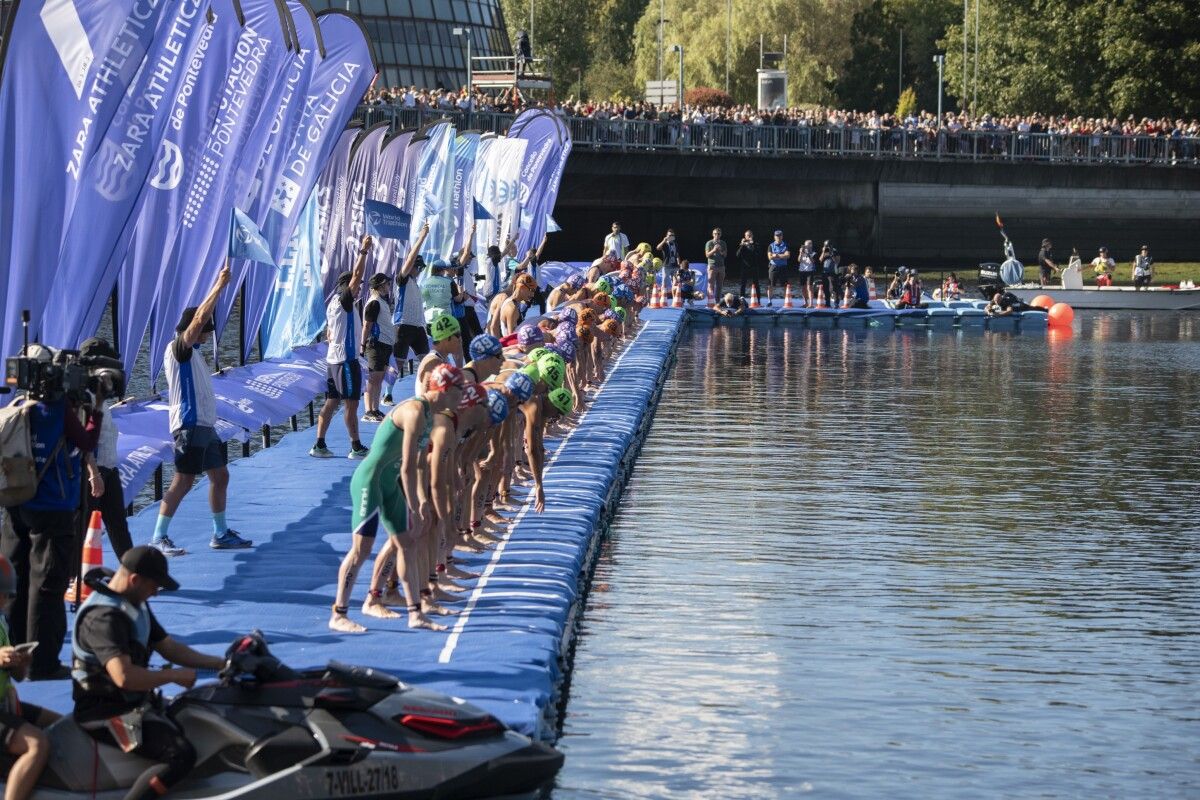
[0,632,563,799]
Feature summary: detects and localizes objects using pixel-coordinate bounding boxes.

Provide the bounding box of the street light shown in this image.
[452,26,473,96]
[932,53,945,124]
[670,44,683,108]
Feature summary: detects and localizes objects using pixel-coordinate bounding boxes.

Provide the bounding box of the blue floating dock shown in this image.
[21,311,687,740]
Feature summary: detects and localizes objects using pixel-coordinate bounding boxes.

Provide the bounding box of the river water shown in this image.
[553,313,1200,799]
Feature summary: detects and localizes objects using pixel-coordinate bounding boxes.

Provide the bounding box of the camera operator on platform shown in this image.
[2,345,105,680]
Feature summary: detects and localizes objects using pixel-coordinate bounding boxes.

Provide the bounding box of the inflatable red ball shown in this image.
[1048,302,1075,326]
[1031,294,1055,309]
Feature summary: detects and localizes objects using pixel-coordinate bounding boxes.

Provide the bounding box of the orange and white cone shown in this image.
[648,284,659,309]
[783,283,794,309]
[868,280,877,301]
[816,285,828,308]
[749,283,760,309]
[671,285,682,308]
[65,510,105,604]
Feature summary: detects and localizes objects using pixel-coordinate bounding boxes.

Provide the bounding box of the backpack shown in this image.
[0,398,65,507]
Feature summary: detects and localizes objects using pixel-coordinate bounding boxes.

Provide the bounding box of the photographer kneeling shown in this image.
[72,546,224,800]
[2,344,104,680]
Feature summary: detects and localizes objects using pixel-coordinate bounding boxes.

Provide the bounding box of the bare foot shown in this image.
[380,590,407,607]
[362,598,403,619]
[329,612,367,633]
[485,510,507,524]
[422,600,460,616]
[446,564,479,579]
[435,583,468,598]
[454,541,487,554]
[408,610,448,631]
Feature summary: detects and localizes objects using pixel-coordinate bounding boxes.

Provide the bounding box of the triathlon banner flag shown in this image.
[0,0,166,365]
[409,121,456,263]
[112,0,243,375]
[324,122,387,295]
[507,109,571,255]
[546,214,561,232]
[259,126,358,357]
[229,207,277,265]
[217,0,320,344]
[41,0,219,351]
[371,129,414,278]
[451,131,480,251]
[149,0,295,381]
[364,199,411,240]
[242,10,376,357]
[260,187,325,358]
[473,199,494,220]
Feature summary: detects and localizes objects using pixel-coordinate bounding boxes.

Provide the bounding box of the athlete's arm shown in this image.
[429,422,454,522]
[349,235,372,296]
[398,222,432,280]
[520,401,546,512]
[399,404,425,520]
[536,233,548,262]
[456,223,475,267]
[182,264,231,348]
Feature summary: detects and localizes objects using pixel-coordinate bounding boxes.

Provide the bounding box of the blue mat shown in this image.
[21,313,687,740]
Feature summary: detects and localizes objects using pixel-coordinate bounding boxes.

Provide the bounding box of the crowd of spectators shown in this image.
[362,85,1200,162]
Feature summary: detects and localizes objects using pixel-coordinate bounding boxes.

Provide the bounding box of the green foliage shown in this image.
[895,86,917,118]
[583,56,641,102]
[938,0,1200,118]
[685,87,734,107]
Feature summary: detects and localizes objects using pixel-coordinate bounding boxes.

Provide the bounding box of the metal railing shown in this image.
[353,105,1200,167]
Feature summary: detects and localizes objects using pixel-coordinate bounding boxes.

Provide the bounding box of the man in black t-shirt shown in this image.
[72,547,224,800]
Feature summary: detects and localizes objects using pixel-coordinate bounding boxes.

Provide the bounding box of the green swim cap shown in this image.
[595,277,613,294]
[609,296,620,311]
[430,313,461,342]
[521,362,541,384]
[526,347,550,364]
[538,352,565,374]
[615,307,627,322]
[548,387,573,415]
[539,360,564,390]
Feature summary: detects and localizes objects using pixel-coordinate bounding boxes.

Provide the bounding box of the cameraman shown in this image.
[2,345,104,680]
[80,338,133,559]
[817,241,837,307]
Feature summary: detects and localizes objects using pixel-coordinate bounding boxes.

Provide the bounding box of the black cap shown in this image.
[79,337,118,360]
[176,306,215,335]
[335,271,352,287]
[369,272,390,289]
[121,546,179,591]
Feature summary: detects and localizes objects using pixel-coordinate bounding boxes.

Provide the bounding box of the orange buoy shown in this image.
[1047,302,1074,326]
[1031,294,1054,309]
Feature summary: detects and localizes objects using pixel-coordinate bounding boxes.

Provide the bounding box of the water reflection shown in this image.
[554,312,1200,799]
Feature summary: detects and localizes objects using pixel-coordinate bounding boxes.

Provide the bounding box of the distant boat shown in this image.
[1004,284,1200,310]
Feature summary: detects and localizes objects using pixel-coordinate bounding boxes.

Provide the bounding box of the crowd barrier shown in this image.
[354,105,1200,167]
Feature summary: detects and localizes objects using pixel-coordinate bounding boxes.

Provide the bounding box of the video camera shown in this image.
[3,311,125,403]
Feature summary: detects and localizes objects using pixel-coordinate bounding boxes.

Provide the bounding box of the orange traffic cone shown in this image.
[783,283,794,309]
[648,284,659,309]
[671,285,682,308]
[66,510,104,604]
[868,280,877,301]
[749,283,760,308]
[706,284,715,307]
[816,285,828,308]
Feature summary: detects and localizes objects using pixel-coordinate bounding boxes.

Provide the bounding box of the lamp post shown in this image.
[670,44,683,108]
[933,53,945,123]
[452,27,473,95]
[725,0,731,93]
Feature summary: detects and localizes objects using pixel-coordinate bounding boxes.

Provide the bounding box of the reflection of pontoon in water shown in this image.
[977,223,1200,310]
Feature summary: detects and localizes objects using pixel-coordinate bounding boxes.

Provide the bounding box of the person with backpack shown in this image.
[0,344,104,680]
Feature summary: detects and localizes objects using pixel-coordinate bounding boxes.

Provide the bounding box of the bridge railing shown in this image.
[352,105,1200,168]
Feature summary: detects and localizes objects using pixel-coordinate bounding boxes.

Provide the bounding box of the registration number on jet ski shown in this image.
[323,764,402,796]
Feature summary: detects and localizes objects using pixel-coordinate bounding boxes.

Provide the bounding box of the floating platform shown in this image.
[681,301,1050,332]
[21,312,687,740]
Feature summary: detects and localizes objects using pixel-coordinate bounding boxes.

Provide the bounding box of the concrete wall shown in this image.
[542,152,1200,268]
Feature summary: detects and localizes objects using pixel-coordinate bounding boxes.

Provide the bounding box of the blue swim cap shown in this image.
[486,388,509,424]
[504,371,534,403]
[547,340,575,363]
[469,333,503,361]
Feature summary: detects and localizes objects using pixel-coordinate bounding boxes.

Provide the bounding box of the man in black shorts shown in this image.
[766,230,790,306]
[1038,238,1058,287]
[384,223,433,404]
[311,235,371,459]
[72,546,225,800]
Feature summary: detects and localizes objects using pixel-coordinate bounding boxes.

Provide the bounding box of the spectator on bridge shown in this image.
[1133,245,1154,288]
[1091,246,1115,286]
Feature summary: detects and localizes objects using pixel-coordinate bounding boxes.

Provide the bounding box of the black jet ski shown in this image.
[1,632,562,799]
